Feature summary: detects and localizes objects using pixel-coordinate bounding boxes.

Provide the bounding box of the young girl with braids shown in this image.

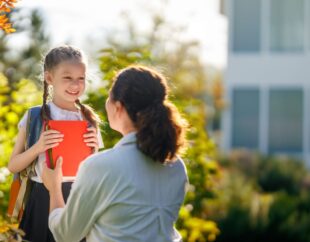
[8,45,103,242]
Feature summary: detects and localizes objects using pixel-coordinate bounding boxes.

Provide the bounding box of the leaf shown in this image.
[0,0,18,34]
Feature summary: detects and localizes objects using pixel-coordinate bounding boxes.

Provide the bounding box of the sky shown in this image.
[17,0,227,68]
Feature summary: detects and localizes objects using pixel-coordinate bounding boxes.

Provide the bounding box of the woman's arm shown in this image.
[42,156,105,242]
[42,158,65,211]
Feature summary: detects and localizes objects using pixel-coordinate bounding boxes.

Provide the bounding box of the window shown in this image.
[233,0,261,52]
[232,89,260,148]
[270,0,304,52]
[268,89,303,153]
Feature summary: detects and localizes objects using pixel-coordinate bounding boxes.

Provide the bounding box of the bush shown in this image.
[206,150,310,242]
[257,156,307,195]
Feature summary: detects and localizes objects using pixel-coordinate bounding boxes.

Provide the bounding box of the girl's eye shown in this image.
[64,76,72,80]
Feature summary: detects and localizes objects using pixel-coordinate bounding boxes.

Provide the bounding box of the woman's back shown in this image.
[95,132,187,241]
[49,132,187,242]
[93,132,188,241]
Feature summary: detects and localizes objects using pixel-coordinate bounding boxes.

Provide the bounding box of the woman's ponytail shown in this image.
[136,101,187,163]
[111,66,188,163]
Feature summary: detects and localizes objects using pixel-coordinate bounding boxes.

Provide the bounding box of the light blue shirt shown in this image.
[49,132,188,242]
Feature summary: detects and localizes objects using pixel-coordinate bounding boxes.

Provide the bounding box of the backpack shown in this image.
[7,106,43,221]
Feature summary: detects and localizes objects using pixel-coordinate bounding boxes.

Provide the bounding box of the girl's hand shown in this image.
[42,157,63,192]
[35,129,64,154]
[83,127,99,153]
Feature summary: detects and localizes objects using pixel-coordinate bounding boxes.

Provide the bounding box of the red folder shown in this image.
[45,120,92,176]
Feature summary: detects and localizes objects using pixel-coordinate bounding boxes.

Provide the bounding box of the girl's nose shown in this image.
[71,79,80,86]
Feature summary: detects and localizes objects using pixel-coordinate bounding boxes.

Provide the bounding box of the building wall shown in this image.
[222,0,310,166]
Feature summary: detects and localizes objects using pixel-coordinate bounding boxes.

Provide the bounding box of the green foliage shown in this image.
[88,48,220,241]
[0,74,41,214]
[257,156,307,195]
[208,151,310,242]
[0,8,47,238]
[1,4,309,242]
[265,191,310,242]
[0,8,50,85]
[1,6,223,242]
[84,17,220,240]
[86,47,153,149]
[0,75,41,242]
[178,205,220,242]
[0,223,25,242]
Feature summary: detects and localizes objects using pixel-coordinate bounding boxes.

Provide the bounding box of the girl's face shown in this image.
[45,61,86,105]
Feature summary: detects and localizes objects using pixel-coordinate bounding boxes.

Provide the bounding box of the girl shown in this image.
[8,45,103,242]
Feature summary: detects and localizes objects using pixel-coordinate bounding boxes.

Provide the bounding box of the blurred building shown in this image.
[221,0,310,166]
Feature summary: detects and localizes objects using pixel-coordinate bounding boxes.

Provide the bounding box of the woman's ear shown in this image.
[44,71,53,85]
[115,101,124,116]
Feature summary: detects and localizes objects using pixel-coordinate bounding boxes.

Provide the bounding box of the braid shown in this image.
[41,81,51,121]
[75,99,101,130]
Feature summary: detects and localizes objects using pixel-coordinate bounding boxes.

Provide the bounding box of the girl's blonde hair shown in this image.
[42,45,100,130]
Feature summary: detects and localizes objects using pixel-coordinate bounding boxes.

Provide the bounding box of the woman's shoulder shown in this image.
[169,156,186,170]
[81,148,120,171]
[166,157,188,180]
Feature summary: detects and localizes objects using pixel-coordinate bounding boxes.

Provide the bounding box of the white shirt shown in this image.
[49,132,188,242]
[18,102,104,183]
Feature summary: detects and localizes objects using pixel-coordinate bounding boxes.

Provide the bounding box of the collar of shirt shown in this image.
[114,132,137,148]
[49,101,83,120]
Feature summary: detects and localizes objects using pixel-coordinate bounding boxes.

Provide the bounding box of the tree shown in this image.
[0,0,17,34]
[0,8,50,113]
[0,69,41,240]
[0,9,50,88]
[0,8,48,240]
[85,9,221,242]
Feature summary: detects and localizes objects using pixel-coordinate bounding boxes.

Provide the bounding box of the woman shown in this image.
[42,65,189,242]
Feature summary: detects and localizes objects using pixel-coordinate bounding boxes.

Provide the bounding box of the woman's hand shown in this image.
[83,127,99,153]
[42,157,63,193]
[34,129,64,154]
[42,157,65,212]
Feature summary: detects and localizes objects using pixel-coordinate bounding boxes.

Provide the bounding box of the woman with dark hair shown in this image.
[42,65,189,242]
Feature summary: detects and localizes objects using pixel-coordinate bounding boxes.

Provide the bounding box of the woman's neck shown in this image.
[121,127,137,136]
[118,111,137,136]
[52,99,78,112]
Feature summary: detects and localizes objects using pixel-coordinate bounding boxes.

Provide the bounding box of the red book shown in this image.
[45,120,92,176]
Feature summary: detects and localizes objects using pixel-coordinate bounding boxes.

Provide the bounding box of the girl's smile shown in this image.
[45,61,86,110]
[65,90,80,96]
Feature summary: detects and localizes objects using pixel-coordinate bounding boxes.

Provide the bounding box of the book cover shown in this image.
[45,120,92,176]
